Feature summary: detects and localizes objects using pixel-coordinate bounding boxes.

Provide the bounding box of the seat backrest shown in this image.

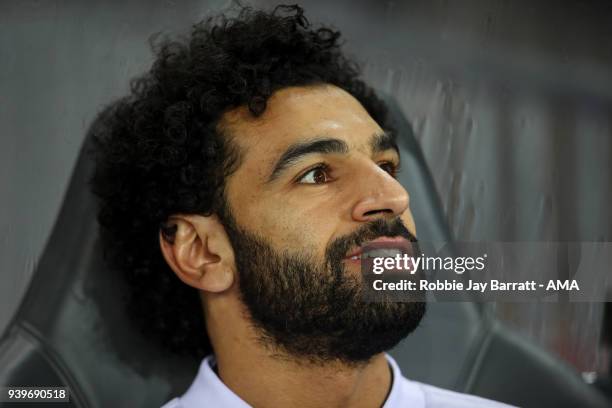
[0,108,199,407]
[385,96,609,408]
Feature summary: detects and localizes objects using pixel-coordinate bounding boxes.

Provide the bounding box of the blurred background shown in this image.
[1,0,611,392]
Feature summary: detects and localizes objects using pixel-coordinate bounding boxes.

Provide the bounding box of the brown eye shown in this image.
[298,166,329,184]
[379,162,398,177]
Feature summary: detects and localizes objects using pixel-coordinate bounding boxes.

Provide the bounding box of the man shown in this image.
[90,5,511,407]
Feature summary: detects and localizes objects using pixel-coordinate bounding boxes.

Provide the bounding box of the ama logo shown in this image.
[546,280,580,291]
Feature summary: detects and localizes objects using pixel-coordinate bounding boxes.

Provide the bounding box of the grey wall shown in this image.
[2,0,611,373]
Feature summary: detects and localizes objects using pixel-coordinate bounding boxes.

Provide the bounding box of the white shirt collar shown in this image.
[384,353,426,407]
[168,353,425,408]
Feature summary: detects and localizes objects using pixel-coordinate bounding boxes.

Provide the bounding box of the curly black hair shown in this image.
[89,4,389,359]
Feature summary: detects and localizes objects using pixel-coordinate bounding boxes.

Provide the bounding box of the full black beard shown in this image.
[221,210,426,365]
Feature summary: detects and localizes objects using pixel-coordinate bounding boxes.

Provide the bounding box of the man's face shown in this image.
[219,85,425,363]
[223,85,416,260]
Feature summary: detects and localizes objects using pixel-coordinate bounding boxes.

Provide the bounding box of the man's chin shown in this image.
[333,301,427,362]
[250,300,427,365]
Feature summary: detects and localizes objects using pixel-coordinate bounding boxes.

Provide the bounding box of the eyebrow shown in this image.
[371,131,399,155]
[267,131,399,182]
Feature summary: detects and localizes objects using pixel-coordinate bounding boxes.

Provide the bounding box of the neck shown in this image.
[203,293,393,408]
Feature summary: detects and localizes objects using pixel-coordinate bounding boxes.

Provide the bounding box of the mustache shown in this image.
[325,218,417,263]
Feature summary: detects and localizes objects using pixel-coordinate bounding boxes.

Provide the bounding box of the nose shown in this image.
[351,166,410,222]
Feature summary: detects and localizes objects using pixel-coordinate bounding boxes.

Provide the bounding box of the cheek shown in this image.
[247,193,341,255]
[400,210,417,237]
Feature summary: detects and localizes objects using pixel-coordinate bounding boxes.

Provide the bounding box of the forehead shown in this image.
[219,85,383,166]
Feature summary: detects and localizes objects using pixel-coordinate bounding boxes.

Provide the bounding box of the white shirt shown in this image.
[161,354,515,407]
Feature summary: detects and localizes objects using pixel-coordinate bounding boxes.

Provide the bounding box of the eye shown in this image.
[297,165,331,184]
[379,161,399,178]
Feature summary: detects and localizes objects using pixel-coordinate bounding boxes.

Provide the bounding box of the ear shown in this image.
[159,214,235,293]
